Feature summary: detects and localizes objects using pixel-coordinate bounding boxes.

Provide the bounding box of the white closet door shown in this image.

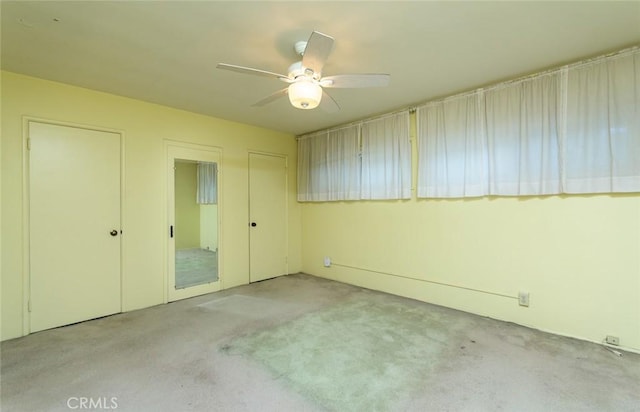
[29,122,121,332]
[249,152,288,282]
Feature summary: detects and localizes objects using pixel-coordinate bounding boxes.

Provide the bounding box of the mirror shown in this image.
[174,160,218,289]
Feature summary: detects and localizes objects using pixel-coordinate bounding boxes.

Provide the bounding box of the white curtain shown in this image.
[297,132,326,201]
[361,112,411,199]
[197,162,217,204]
[417,47,639,198]
[297,125,360,201]
[298,112,412,202]
[564,51,640,193]
[327,127,361,200]
[417,93,487,198]
[485,72,562,195]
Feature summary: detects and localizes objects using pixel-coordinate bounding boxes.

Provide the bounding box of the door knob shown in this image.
[110,230,118,236]
[250,222,257,227]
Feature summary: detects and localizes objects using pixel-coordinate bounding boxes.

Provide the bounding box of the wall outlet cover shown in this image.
[323,256,331,267]
[605,335,620,346]
[518,291,530,307]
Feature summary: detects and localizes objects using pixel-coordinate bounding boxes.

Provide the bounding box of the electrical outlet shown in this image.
[518,292,530,307]
[323,256,331,267]
[605,335,620,346]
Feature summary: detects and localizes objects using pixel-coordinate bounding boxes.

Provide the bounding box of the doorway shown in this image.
[248,152,288,282]
[167,143,221,302]
[28,121,122,332]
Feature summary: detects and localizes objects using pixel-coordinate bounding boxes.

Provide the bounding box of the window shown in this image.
[416,48,639,198]
[298,112,411,201]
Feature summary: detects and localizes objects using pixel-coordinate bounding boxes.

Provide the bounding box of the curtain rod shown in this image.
[297,45,638,139]
[297,107,413,139]
[415,45,639,108]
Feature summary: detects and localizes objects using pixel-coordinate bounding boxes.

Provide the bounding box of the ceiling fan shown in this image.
[216,31,390,112]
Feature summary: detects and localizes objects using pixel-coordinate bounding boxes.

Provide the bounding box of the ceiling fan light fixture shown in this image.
[288,80,322,110]
[217,31,390,112]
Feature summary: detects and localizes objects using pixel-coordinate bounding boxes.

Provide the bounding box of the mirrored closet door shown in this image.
[167,144,221,302]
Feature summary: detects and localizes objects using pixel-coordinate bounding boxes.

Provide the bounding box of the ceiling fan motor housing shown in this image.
[287,61,318,80]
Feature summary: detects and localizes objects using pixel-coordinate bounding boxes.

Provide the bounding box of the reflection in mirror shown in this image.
[174,160,218,289]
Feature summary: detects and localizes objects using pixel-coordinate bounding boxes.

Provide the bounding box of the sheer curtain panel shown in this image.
[297,125,360,201]
[197,162,217,204]
[485,73,562,195]
[564,51,640,193]
[417,47,639,198]
[417,94,487,198]
[327,127,361,200]
[360,112,412,199]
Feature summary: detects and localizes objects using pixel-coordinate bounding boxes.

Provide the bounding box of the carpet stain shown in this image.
[224,293,452,411]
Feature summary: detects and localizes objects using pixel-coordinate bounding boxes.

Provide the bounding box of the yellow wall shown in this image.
[200,204,219,251]
[3,71,638,352]
[1,71,301,340]
[174,161,200,250]
[301,115,640,352]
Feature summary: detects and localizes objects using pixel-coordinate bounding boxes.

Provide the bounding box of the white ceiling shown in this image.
[2,1,639,136]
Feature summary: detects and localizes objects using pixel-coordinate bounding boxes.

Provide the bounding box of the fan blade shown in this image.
[320,74,390,88]
[217,63,290,82]
[320,90,340,113]
[302,31,334,76]
[252,88,288,107]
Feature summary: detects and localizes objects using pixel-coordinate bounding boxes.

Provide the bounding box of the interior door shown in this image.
[249,152,288,282]
[167,144,221,302]
[29,122,121,332]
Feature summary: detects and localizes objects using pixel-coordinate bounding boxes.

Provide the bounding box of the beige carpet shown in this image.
[175,248,218,288]
[2,274,639,411]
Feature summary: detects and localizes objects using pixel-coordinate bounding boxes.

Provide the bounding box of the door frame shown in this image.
[22,117,126,335]
[248,150,289,282]
[164,140,223,303]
